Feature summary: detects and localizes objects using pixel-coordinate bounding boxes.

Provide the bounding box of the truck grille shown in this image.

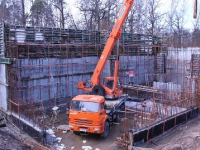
[74,119,93,125]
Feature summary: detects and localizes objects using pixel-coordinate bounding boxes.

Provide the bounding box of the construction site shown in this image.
[0,1,200,150]
[0,21,200,149]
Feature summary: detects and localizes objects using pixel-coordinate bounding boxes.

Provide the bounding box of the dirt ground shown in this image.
[133,116,200,150]
[0,110,29,150]
[0,127,31,150]
[0,110,48,150]
[1,112,200,150]
[49,113,200,150]
[54,124,122,150]
[50,113,124,150]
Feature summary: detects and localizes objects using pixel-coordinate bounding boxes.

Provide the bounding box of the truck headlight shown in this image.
[70,112,77,115]
[94,127,100,131]
[69,124,74,128]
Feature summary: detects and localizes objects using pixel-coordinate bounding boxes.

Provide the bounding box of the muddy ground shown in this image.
[47,113,124,150]
[49,113,200,150]
[0,110,48,150]
[53,123,123,150]
[0,127,31,150]
[0,110,29,150]
[133,116,200,150]
[1,112,200,150]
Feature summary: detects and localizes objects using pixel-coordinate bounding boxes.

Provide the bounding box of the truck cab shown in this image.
[69,95,110,138]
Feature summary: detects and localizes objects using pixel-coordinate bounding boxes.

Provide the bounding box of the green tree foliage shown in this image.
[30,0,55,26]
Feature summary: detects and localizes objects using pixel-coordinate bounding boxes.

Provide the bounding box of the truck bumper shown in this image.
[69,123,103,134]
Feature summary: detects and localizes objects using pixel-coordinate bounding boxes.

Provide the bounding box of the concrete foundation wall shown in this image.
[17,55,154,102]
[133,107,199,146]
[0,64,7,110]
[119,56,155,85]
[166,48,200,85]
[19,57,99,101]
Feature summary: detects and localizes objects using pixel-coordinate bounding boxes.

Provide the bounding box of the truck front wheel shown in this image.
[100,121,109,138]
[73,131,80,135]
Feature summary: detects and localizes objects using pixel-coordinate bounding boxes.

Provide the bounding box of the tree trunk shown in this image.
[21,0,26,26]
[60,0,65,28]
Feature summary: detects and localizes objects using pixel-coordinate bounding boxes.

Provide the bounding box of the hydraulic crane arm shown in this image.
[78,0,195,98]
[78,0,134,98]
[90,0,134,85]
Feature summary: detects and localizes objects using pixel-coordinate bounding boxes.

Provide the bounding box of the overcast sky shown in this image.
[159,0,195,29]
[66,0,196,30]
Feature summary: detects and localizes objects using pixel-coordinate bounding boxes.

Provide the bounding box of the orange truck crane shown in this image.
[69,0,198,139]
[69,0,135,138]
[77,0,134,99]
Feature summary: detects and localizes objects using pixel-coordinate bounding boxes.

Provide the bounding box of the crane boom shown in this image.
[91,0,134,85]
[78,0,134,99]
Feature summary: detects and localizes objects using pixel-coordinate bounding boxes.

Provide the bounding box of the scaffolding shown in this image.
[2,23,200,143]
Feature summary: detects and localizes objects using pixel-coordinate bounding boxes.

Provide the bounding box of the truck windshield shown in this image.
[71,101,99,112]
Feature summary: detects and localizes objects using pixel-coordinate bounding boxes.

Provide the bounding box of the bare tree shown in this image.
[101,0,119,30]
[21,0,26,26]
[0,0,25,25]
[146,0,165,35]
[125,0,147,33]
[192,2,200,47]
[167,0,187,47]
[0,0,10,23]
[51,0,66,28]
[65,7,78,29]
[77,0,108,30]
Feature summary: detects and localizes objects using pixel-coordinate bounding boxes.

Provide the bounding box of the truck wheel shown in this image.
[92,85,105,96]
[100,121,109,139]
[114,114,120,122]
[73,131,80,135]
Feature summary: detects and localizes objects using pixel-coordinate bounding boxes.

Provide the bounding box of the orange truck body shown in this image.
[69,95,108,134]
[69,94,127,138]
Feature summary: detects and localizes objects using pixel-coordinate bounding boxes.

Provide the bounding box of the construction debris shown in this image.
[56,137,62,143]
[62,130,67,133]
[83,140,87,143]
[46,128,54,135]
[82,146,92,150]
[56,125,69,132]
[55,144,66,150]
[0,117,6,128]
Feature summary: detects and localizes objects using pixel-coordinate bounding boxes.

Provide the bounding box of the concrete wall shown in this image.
[17,55,154,102]
[10,48,200,105]
[0,23,7,110]
[166,47,200,85]
[0,64,7,110]
[119,55,155,85]
[18,57,99,101]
